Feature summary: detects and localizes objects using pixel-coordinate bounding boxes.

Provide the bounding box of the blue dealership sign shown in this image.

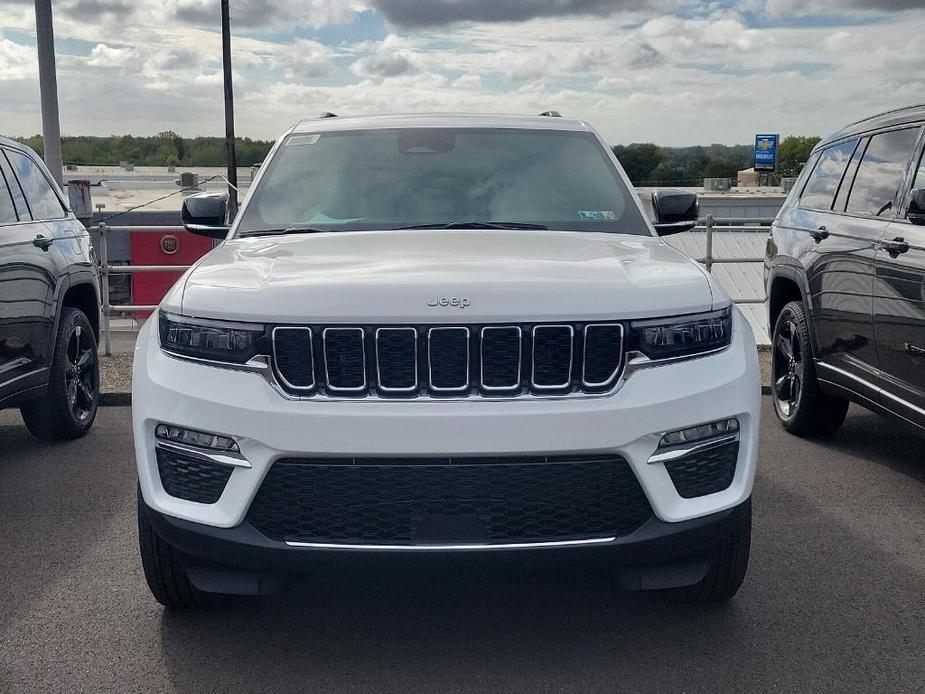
[754,134,779,172]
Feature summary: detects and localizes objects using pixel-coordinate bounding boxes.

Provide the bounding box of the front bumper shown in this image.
[133,310,761,539]
[141,492,752,593]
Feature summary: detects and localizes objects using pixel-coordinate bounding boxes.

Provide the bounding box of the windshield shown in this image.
[236,127,651,236]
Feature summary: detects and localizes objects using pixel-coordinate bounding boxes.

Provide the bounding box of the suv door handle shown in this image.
[32,234,55,250]
[810,226,829,243]
[881,236,910,258]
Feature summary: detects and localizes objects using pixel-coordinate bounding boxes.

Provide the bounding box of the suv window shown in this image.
[3,149,65,221]
[845,127,921,218]
[0,164,17,225]
[800,139,858,211]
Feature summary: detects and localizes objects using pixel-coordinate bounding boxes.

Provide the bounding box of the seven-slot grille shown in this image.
[272,322,624,398]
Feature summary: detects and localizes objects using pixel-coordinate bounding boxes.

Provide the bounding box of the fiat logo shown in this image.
[160,235,179,255]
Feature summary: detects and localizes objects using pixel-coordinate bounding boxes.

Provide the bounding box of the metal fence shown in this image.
[93,216,773,355]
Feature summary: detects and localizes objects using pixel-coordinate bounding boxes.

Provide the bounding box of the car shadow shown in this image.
[820,405,925,485]
[157,554,750,693]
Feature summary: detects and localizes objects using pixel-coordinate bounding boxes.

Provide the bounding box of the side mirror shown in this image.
[908,188,925,226]
[652,189,699,236]
[182,192,230,238]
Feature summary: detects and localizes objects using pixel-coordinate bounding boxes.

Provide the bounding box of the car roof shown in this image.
[818,103,925,149]
[0,135,30,153]
[290,113,592,135]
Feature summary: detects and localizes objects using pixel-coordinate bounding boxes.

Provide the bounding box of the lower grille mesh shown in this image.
[664,440,739,499]
[246,455,653,545]
[156,447,232,504]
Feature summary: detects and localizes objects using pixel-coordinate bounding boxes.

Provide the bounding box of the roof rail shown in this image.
[539,111,562,118]
[841,102,925,129]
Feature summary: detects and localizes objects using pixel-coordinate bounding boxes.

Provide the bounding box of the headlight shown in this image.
[628,306,732,360]
[158,312,267,363]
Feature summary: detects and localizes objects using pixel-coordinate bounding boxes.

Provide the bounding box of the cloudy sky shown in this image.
[0,0,923,145]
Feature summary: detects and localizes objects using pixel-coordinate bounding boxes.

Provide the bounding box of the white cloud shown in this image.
[641,15,757,52]
[0,36,35,80]
[452,74,482,89]
[86,43,137,68]
[823,31,851,51]
[595,75,631,90]
[276,40,334,79]
[351,35,421,80]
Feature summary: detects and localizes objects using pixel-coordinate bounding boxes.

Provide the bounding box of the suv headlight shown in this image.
[628,306,732,360]
[158,312,267,363]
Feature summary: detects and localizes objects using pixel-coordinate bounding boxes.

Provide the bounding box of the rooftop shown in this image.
[291,112,592,135]
[821,102,925,146]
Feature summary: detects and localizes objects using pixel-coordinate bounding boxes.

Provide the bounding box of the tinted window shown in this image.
[845,128,920,217]
[0,166,17,225]
[238,128,650,236]
[832,137,866,212]
[3,149,65,220]
[800,139,858,210]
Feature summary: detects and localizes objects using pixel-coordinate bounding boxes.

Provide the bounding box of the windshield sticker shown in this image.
[578,210,616,221]
[288,134,321,146]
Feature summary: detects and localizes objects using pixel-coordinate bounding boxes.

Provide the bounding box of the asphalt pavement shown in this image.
[1,399,924,693]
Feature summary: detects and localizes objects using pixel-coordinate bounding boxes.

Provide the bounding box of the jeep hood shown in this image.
[170,229,719,323]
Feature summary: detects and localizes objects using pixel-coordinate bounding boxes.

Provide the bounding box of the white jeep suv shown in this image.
[133,113,760,608]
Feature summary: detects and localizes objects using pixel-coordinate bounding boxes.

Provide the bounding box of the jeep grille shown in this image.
[271,322,624,398]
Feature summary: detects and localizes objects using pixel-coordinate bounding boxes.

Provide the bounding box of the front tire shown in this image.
[20,307,99,441]
[670,499,752,603]
[137,490,210,610]
[771,301,848,437]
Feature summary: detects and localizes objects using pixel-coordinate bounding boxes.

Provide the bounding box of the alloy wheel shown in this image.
[64,324,97,422]
[773,319,803,418]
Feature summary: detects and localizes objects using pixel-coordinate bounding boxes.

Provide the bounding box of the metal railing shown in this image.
[94,216,773,355]
[693,215,770,305]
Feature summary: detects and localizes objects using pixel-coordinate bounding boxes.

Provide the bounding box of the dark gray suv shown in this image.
[0,137,101,440]
[765,104,925,436]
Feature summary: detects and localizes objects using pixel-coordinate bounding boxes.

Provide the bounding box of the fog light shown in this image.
[658,418,739,448]
[155,424,240,453]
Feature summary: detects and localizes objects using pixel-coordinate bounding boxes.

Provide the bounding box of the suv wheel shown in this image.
[771,301,848,437]
[670,499,752,603]
[137,489,210,610]
[20,307,99,441]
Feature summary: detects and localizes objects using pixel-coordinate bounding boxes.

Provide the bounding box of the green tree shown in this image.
[702,158,740,179]
[778,136,821,177]
[612,143,666,184]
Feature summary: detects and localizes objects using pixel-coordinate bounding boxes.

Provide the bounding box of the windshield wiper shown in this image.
[397,221,548,230]
[238,225,334,237]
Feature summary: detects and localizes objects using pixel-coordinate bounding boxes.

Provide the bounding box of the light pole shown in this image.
[221,0,238,218]
[34,0,63,187]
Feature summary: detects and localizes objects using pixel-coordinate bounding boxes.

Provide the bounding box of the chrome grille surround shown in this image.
[269,321,626,399]
[375,327,418,394]
[479,326,522,393]
[581,323,625,389]
[271,327,315,392]
[531,324,574,391]
[427,327,471,393]
[322,327,367,393]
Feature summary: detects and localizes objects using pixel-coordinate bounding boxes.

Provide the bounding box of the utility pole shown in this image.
[221,0,238,218]
[34,0,63,187]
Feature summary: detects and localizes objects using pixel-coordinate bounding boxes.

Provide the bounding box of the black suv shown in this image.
[0,136,101,440]
[766,104,925,436]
